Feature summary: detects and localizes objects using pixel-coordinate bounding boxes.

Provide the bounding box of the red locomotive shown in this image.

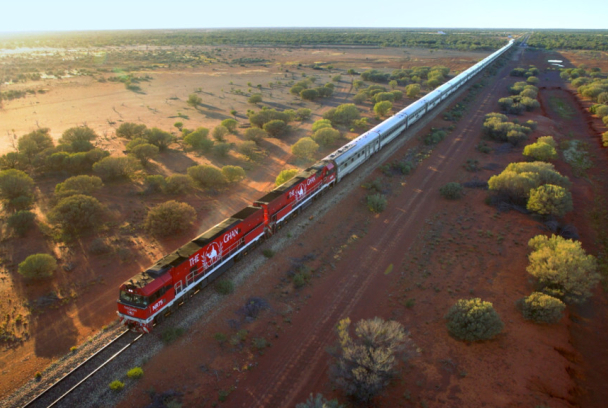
[117,161,336,333]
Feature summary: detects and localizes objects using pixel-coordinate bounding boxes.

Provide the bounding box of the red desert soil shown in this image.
[115,48,608,407]
[0,47,485,399]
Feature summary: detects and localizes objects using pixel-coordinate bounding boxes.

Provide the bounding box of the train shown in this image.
[117,39,515,333]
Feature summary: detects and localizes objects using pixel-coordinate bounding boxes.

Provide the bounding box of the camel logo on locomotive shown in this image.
[290,176,315,201]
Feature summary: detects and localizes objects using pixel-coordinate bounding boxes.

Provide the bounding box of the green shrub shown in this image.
[161,327,185,344]
[222,166,245,183]
[214,332,227,344]
[603,131,608,147]
[366,193,387,213]
[323,104,361,126]
[252,337,270,350]
[215,279,235,295]
[295,108,312,121]
[445,298,504,341]
[212,125,229,142]
[262,249,275,258]
[59,126,98,152]
[527,235,599,303]
[523,142,557,161]
[220,118,238,133]
[275,169,298,186]
[248,94,262,104]
[488,162,570,201]
[291,138,319,160]
[109,380,125,391]
[373,101,393,118]
[527,184,573,217]
[238,141,261,161]
[130,143,159,165]
[93,156,140,180]
[243,128,267,143]
[424,130,447,145]
[263,120,287,137]
[145,201,196,237]
[127,367,144,379]
[7,210,36,236]
[187,165,226,187]
[183,127,213,152]
[312,119,333,132]
[520,292,565,324]
[293,270,312,288]
[537,136,556,147]
[164,175,193,195]
[439,182,463,199]
[212,142,231,157]
[55,175,103,196]
[312,128,340,146]
[144,175,166,193]
[48,194,105,232]
[18,254,57,279]
[0,169,34,203]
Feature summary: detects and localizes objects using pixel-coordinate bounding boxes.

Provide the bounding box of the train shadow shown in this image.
[31,307,78,358]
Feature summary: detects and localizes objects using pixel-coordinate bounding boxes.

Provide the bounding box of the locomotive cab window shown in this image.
[120,291,149,308]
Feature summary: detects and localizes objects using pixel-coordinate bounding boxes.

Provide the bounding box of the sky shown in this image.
[2,0,606,33]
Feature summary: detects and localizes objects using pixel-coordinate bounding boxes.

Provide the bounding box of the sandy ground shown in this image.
[0,46,488,400]
[109,47,608,407]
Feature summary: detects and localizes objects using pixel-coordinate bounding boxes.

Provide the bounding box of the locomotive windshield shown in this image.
[120,290,149,308]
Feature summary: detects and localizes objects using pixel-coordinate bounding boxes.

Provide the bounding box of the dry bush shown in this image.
[330,317,410,402]
[0,169,34,206]
[439,182,463,199]
[164,174,193,195]
[93,156,140,180]
[291,138,319,160]
[243,128,268,143]
[7,210,36,236]
[55,175,103,196]
[187,165,226,187]
[221,166,246,183]
[366,193,387,213]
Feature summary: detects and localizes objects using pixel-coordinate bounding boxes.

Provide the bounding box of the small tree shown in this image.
[439,182,463,199]
[527,184,573,217]
[18,254,57,279]
[324,104,361,126]
[212,125,229,142]
[263,120,287,137]
[248,94,263,105]
[445,298,504,342]
[373,101,393,118]
[243,128,267,143]
[520,292,565,324]
[405,84,420,98]
[222,165,246,183]
[366,193,387,213]
[183,127,213,152]
[48,194,105,232]
[55,175,103,196]
[0,169,35,204]
[93,156,140,180]
[116,123,147,140]
[144,175,166,193]
[300,89,319,101]
[291,138,319,161]
[7,210,36,236]
[330,317,410,402]
[145,200,196,237]
[164,174,193,195]
[187,165,226,187]
[187,93,202,108]
[527,235,599,303]
[312,119,333,132]
[238,141,261,161]
[312,128,340,146]
[18,128,54,159]
[59,126,98,152]
[212,142,231,157]
[220,118,238,133]
[145,128,174,150]
[130,143,159,165]
[389,80,398,90]
[295,108,312,121]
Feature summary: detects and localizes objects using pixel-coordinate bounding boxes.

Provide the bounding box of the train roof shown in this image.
[255,165,323,204]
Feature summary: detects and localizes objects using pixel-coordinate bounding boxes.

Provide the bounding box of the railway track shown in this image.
[20,329,142,408]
